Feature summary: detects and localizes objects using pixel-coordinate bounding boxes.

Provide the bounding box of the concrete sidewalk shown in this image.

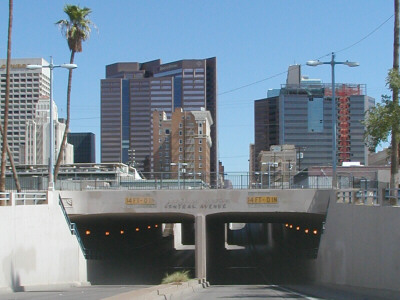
[102,279,209,300]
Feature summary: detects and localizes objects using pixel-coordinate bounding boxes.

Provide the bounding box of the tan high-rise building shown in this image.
[152,107,213,184]
[0,58,50,164]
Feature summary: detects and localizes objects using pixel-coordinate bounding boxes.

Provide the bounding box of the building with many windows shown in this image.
[0,58,51,164]
[23,98,73,165]
[100,58,217,175]
[253,65,374,171]
[152,107,213,184]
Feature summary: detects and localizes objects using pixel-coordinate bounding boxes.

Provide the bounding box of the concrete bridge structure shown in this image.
[2,187,400,294]
[60,188,331,279]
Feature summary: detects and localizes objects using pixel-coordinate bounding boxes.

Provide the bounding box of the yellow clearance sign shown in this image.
[125,197,155,205]
[247,196,278,204]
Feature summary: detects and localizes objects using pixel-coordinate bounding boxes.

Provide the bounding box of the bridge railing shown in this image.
[58,195,87,257]
[0,192,11,205]
[3,170,381,191]
[336,189,379,205]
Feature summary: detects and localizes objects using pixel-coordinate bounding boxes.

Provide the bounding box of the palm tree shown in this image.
[54,4,94,181]
[1,0,20,195]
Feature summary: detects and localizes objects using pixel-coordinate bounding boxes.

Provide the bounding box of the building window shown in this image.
[199,162,203,168]
[179,147,183,152]
[179,139,183,144]
[165,129,170,135]
[179,123,183,128]
[179,130,182,136]
[179,155,183,160]
[199,139,202,144]
[199,155,202,161]
[199,130,202,135]
[199,146,202,152]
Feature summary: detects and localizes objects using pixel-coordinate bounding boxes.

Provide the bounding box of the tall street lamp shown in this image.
[306,52,359,188]
[27,57,77,190]
[170,162,187,189]
[262,162,278,189]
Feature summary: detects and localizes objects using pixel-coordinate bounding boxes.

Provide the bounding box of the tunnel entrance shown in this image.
[70,212,324,285]
[70,213,195,285]
[206,213,324,285]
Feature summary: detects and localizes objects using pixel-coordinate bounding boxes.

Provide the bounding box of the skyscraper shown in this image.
[101,58,217,175]
[67,132,95,163]
[24,98,73,165]
[0,58,50,164]
[254,65,374,170]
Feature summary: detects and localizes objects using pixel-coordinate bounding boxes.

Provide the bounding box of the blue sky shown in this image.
[0,1,394,171]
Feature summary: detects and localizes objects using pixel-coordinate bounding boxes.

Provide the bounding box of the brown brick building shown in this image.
[153,107,213,184]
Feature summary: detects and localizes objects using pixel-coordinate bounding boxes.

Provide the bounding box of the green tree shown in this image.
[1,0,21,194]
[365,0,400,191]
[54,4,94,181]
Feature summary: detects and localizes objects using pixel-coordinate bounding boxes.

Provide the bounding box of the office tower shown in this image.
[23,98,73,165]
[0,58,50,164]
[67,132,96,163]
[152,107,213,183]
[254,65,374,170]
[101,58,217,175]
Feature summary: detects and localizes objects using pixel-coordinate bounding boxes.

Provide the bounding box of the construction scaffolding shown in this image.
[324,84,364,164]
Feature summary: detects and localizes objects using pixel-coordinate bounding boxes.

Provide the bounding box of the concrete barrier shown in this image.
[102,279,209,300]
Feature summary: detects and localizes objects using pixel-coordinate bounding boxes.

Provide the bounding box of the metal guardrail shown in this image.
[0,192,11,205]
[384,189,400,206]
[337,189,378,205]
[4,170,380,191]
[58,195,87,258]
[14,192,47,205]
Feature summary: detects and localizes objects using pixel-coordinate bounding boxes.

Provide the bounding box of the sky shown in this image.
[0,1,395,172]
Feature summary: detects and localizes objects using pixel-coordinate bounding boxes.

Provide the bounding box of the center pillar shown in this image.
[195,214,207,279]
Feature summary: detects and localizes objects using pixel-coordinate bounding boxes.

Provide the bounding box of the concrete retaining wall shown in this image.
[315,194,400,291]
[0,192,88,291]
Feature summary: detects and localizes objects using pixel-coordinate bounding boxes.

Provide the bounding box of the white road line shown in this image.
[271,285,322,300]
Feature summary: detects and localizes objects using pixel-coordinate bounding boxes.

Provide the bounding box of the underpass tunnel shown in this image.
[69,212,325,285]
[70,213,195,285]
[205,213,325,285]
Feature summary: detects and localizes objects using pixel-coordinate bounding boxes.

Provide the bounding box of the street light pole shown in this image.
[171,162,187,189]
[307,52,359,189]
[27,57,77,190]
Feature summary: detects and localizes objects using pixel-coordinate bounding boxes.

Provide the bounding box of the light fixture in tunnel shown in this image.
[135,227,140,232]
[313,229,318,235]
[120,230,124,235]
[147,225,151,229]
[296,226,300,231]
[289,224,293,229]
[85,230,91,235]
[304,229,309,234]
[105,231,110,236]
[155,224,159,228]
[285,223,289,228]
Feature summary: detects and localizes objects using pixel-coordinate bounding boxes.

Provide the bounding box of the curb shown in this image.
[102,279,209,300]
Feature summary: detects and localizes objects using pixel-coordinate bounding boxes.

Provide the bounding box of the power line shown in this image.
[218,14,394,97]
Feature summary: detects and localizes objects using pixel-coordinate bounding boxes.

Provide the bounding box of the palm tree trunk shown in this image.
[54,50,75,182]
[0,0,13,194]
[0,124,21,192]
[391,0,400,193]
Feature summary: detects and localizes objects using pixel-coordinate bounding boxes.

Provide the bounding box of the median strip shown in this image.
[102,279,209,300]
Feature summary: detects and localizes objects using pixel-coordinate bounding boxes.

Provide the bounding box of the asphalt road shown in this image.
[0,285,148,300]
[186,284,400,300]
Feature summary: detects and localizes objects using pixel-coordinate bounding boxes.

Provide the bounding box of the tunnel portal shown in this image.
[71,211,324,285]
